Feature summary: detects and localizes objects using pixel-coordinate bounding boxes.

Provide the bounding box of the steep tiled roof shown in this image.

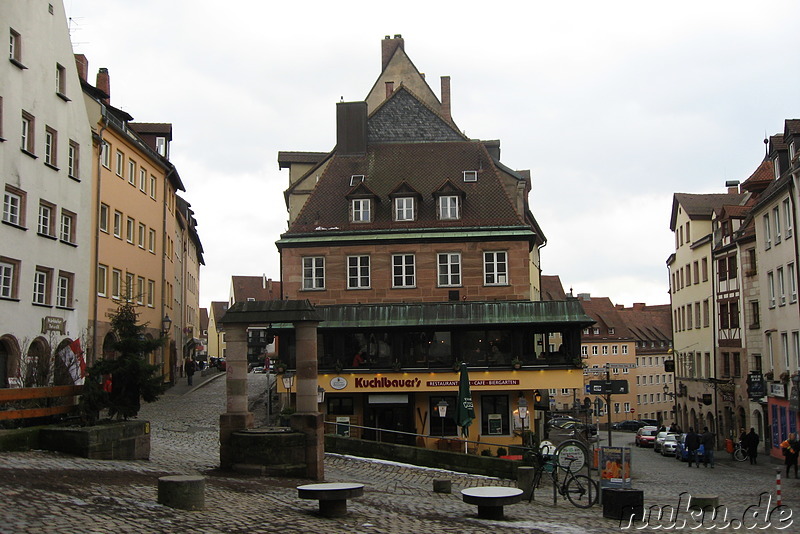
[286,141,525,233]
[368,87,465,143]
[670,193,747,230]
[579,296,634,339]
[231,276,282,303]
[200,308,209,331]
[541,275,567,301]
[210,301,229,322]
[741,158,774,193]
[616,304,672,344]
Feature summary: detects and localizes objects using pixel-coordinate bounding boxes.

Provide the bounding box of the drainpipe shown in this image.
[91,108,108,364]
[161,168,171,382]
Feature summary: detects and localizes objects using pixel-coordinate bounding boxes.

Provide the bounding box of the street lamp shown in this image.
[518,397,528,435]
[282,372,295,409]
[317,386,326,404]
[161,314,172,336]
[437,399,449,438]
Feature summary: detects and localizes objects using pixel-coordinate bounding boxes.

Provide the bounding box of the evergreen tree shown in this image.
[80,300,166,424]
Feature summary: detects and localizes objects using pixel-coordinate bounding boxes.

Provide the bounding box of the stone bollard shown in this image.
[433,479,452,494]
[689,494,719,512]
[158,475,205,511]
[517,466,536,500]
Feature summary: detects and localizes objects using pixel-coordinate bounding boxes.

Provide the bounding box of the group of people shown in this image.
[739,427,760,465]
[682,426,716,468]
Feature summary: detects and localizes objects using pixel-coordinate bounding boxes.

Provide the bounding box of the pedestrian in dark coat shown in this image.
[184,357,196,386]
[701,427,715,467]
[685,427,701,467]
[744,428,760,465]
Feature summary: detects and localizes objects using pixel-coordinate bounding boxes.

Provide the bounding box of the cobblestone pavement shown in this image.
[1,373,798,533]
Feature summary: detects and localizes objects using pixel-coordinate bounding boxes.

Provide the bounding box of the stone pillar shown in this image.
[219,324,253,469]
[292,320,323,480]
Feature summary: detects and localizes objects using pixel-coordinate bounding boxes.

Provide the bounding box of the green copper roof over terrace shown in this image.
[264,300,593,330]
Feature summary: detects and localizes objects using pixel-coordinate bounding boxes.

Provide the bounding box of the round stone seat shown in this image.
[157,475,205,511]
[461,486,523,520]
[297,482,365,517]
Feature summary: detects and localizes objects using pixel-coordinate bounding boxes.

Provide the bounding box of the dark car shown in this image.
[612,420,643,431]
[638,418,659,427]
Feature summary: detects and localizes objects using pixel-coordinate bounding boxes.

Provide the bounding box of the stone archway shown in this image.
[53,338,73,386]
[25,337,51,387]
[0,335,21,388]
[102,332,118,360]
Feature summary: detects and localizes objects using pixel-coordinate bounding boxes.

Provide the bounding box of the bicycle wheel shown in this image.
[564,474,598,508]
[733,448,748,462]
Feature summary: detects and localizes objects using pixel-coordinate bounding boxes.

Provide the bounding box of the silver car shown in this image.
[653,431,677,453]
[661,434,679,456]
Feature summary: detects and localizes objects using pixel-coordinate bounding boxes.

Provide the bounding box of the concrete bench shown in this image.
[297,482,364,517]
[461,486,523,520]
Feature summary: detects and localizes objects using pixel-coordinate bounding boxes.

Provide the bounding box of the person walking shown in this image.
[701,426,715,467]
[780,433,800,478]
[744,427,760,465]
[184,357,196,387]
[685,427,701,468]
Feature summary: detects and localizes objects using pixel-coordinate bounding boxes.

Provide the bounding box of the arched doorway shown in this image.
[752,409,764,452]
[689,408,697,431]
[0,335,21,388]
[102,332,118,360]
[705,412,715,434]
[25,337,51,387]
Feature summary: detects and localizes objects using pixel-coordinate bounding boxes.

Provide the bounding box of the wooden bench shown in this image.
[461,486,523,520]
[297,482,364,517]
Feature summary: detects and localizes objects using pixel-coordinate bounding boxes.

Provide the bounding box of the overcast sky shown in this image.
[64,0,800,309]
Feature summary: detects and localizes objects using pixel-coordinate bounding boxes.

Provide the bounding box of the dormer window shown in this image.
[773,157,780,179]
[352,198,371,223]
[463,170,477,182]
[394,197,415,221]
[349,175,365,187]
[155,136,167,157]
[438,195,459,220]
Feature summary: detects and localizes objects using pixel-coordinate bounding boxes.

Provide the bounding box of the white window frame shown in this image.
[778,267,786,306]
[3,191,22,226]
[60,210,75,244]
[21,112,34,153]
[612,345,618,355]
[139,168,147,192]
[33,268,50,305]
[463,170,477,182]
[128,160,136,185]
[115,150,124,177]
[784,199,793,238]
[351,198,371,223]
[148,228,156,253]
[138,223,146,248]
[394,197,414,221]
[789,263,797,303]
[68,141,79,179]
[581,346,588,356]
[38,203,54,236]
[113,211,122,238]
[126,217,135,244]
[136,276,145,305]
[147,279,155,307]
[56,272,72,308]
[97,264,107,297]
[101,141,110,168]
[111,269,122,299]
[438,195,460,220]
[392,254,415,288]
[483,251,508,285]
[774,206,782,244]
[591,345,598,355]
[302,257,325,290]
[764,214,772,249]
[349,175,364,187]
[44,127,57,167]
[437,252,461,287]
[149,175,157,200]
[347,255,370,289]
[768,271,776,308]
[0,260,16,299]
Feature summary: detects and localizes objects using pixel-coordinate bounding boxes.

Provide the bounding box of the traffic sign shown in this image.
[588,380,629,395]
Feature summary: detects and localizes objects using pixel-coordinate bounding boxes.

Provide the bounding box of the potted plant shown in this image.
[392,360,402,372]
[765,370,775,381]
[274,360,287,374]
[334,360,344,374]
[511,357,522,370]
[780,370,790,383]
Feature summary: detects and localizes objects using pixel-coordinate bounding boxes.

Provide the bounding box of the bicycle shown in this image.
[733,441,748,462]
[528,450,598,508]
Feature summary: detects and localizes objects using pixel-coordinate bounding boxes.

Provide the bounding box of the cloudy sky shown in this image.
[64,0,800,309]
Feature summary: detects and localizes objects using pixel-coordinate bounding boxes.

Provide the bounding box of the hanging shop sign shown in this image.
[427,379,520,387]
[41,316,65,334]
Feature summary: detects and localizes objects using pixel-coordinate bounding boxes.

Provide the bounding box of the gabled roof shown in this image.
[670,193,747,230]
[231,276,282,303]
[200,308,209,331]
[616,304,672,343]
[741,158,774,194]
[368,86,466,144]
[541,275,567,301]
[209,301,229,322]
[284,141,525,233]
[578,296,634,339]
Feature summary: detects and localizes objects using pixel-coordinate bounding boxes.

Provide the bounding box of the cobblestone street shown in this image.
[1,373,798,533]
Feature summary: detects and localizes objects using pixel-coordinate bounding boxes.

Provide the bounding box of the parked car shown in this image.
[638,418,659,427]
[612,420,642,431]
[653,431,677,453]
[660,434,679,456]
[635,426,659,447]
[674,433,705,462]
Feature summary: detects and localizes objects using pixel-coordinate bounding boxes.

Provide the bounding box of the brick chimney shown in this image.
[725,180,740,194]
[74,54,88,82]
[440,76,451,123]
[381,34,404,71]
[96,67,110,105]
[336,101,367,156]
